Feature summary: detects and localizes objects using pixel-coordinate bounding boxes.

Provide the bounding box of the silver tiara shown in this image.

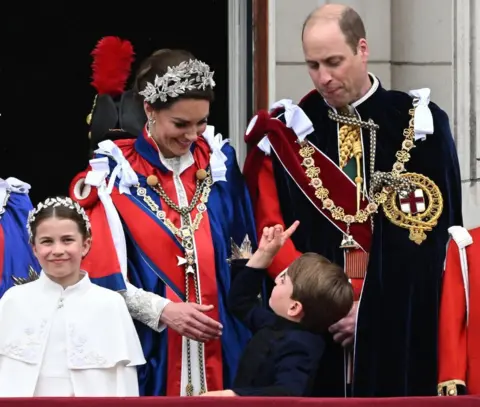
[138,59,215,104]
[26,197,91,242]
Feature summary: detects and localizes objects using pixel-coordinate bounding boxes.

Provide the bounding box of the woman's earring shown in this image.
[147,117,156,135]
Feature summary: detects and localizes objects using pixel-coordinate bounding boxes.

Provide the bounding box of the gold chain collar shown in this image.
[300,104,443,245]
[135,171,212,241]
[299,110,385,227]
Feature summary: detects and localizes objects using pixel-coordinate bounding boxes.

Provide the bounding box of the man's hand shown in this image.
[160,302,222,342]
[328,301,358,347]
[200,390,237,397]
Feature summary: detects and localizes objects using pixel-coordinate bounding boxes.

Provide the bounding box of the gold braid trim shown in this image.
[338,124,361,169]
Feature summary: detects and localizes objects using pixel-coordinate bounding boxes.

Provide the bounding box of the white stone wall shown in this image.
[271,0,480,228]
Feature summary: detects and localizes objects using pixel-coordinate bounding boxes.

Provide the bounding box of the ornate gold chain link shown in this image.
[302,104,441,245]
[299,111,381,229]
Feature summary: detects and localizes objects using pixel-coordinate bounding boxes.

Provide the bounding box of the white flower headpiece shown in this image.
[27,197,91,242]
[138,59,215,104]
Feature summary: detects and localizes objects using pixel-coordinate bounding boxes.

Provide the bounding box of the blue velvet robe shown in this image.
[0,184,40,295]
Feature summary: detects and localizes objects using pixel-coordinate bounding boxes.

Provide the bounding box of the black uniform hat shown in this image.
[86,37,146,154]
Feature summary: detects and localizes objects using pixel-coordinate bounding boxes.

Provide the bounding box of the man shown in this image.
[243,4,462,397]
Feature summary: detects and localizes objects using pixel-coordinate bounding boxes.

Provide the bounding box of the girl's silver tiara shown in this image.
[26,197,91,242]
[139,59,215,104]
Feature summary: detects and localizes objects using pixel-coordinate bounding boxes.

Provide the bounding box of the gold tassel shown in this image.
[353,139,363,211]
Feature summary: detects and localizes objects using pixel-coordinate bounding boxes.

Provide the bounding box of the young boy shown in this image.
[201,221,354,397]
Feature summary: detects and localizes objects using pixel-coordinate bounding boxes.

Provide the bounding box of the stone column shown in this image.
[336,0,392,88]
[452,0,480,228]
[273,0,320,103]
[391,0,453,118]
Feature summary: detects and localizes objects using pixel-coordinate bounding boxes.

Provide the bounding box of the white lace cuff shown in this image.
[122,283,170,333]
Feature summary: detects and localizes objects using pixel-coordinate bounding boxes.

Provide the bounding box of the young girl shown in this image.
[0,196,145,397]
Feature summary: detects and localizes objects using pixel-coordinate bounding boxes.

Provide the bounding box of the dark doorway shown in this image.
[1,3,229,205]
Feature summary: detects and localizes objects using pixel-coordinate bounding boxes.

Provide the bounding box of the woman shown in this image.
[70,40,257,397]
[0,196,144,397]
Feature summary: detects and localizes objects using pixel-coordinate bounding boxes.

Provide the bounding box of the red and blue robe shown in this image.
[243,76,463,397]
[70,128,257,396]
[0,178,40,295]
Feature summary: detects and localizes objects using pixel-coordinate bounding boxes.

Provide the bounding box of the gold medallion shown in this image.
[382,172,443,244]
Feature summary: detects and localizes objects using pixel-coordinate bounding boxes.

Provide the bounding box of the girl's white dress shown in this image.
[0,271,145,397]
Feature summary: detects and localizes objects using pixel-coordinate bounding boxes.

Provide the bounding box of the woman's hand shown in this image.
[160,302,222,342]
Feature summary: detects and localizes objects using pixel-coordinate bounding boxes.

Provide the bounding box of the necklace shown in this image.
[140,172,211,253]
[135,169,212,395]
[299,112,380,247]
[297,108,416,247]
[301,104,442,246]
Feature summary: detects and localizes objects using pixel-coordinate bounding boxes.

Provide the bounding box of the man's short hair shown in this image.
[288,252,354,333]
[302,7,366,54]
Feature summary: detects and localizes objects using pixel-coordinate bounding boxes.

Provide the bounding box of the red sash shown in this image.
[266,120,372,253]
[112,190,187,300]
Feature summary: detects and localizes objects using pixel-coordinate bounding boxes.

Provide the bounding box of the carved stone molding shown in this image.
[453,0,480,183]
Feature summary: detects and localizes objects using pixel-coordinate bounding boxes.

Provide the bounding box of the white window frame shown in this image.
[228,0,276,168]
[228,0,249,168]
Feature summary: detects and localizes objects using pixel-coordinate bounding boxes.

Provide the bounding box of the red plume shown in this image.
[90,36,135,96]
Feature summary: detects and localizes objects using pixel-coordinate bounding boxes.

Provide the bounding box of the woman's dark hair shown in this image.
[29,197,91,243]
[133,49,215,110]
